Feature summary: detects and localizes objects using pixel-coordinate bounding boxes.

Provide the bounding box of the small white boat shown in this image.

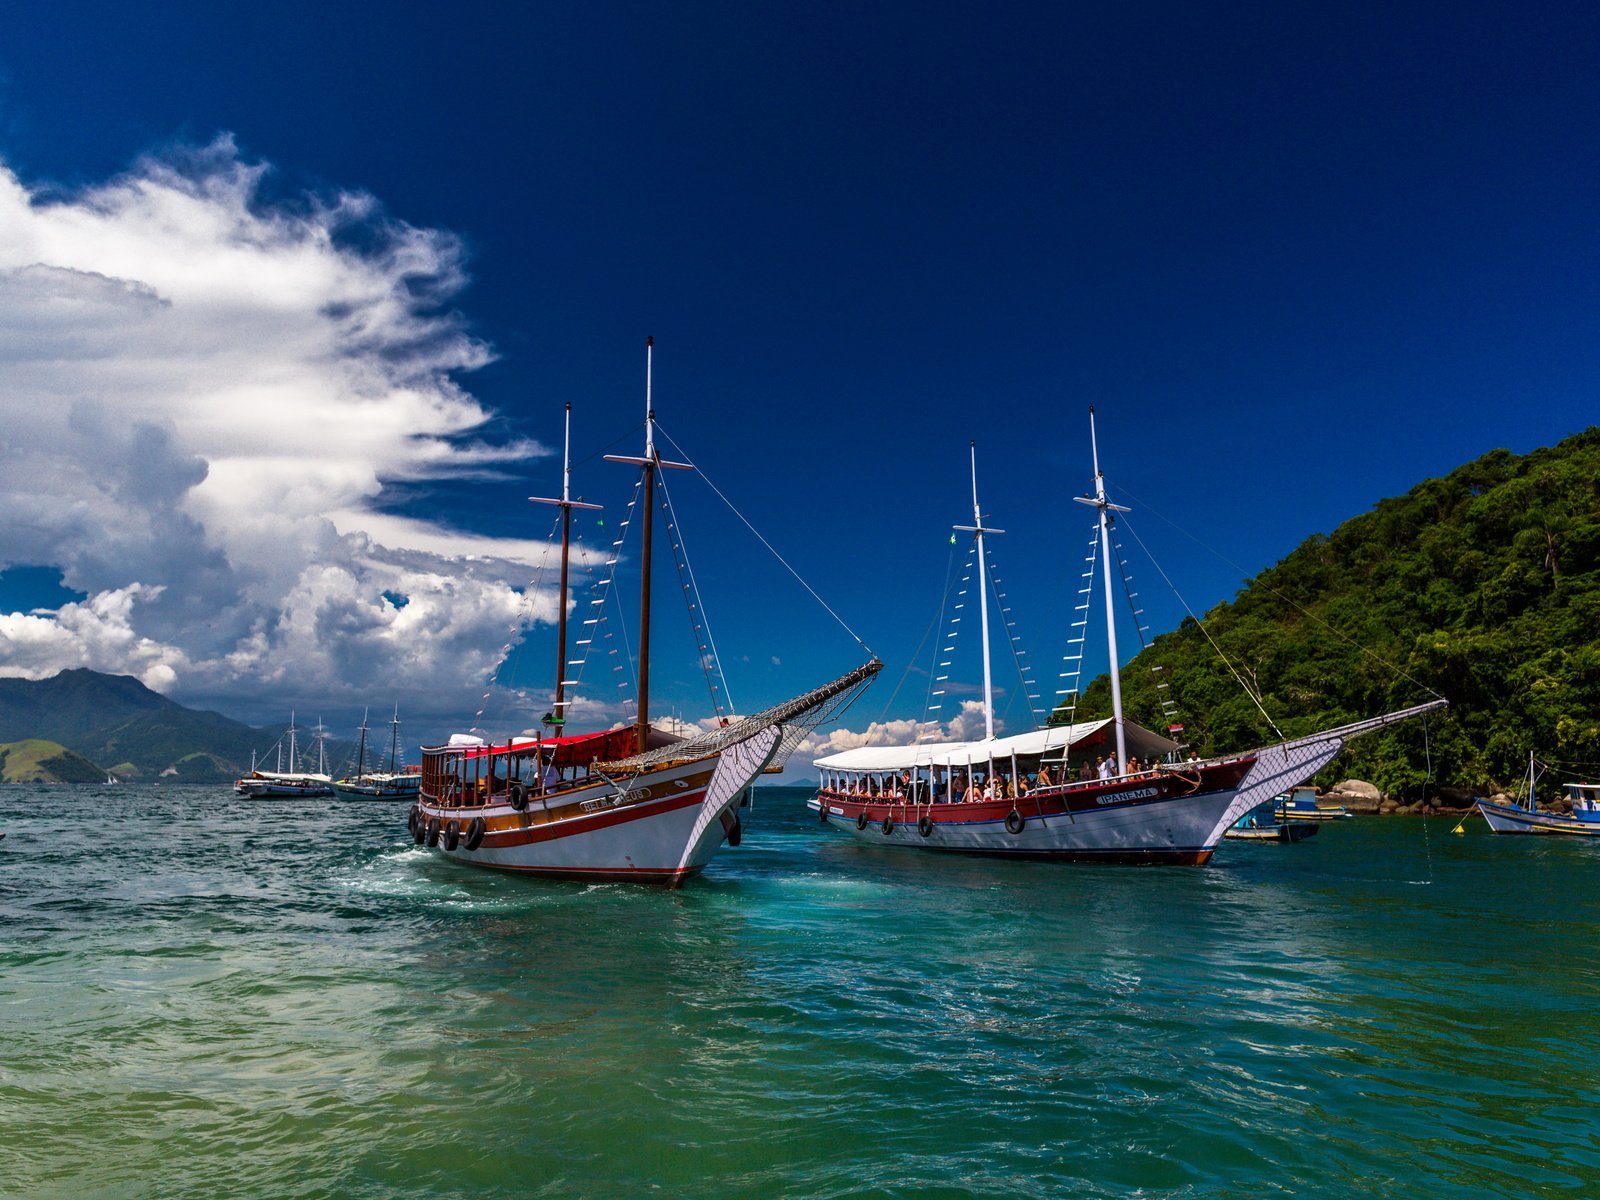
[1477,754,1600,836]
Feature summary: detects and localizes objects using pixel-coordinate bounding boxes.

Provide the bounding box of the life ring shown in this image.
[464,817,486,851]
[509,782,528,811]
[727,816,742,847]
[1005,809,1025,835]
[880,815,894,835]
[425,817,441,847]
[444,821,461,851]
[918,814,934,838]
[856,810,870,830]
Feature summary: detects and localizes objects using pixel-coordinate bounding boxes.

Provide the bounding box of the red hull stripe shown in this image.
[816,790,1235,825]
[825,841,1214,866]
[422,788,707,848]
[453,860,701,885]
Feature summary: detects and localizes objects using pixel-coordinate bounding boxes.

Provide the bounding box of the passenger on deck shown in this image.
[1036,764,1053,789]
[1096,756,1110,780]
[1078,759,1095,782]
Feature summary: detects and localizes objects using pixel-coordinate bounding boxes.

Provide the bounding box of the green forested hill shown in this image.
[1070,428,1600,796]
[0,739,105,783]
[0,670,356,782]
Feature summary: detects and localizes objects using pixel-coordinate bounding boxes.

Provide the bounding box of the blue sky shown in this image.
[0,1,1595,761]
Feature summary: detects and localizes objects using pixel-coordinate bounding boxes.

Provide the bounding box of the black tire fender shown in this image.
[880,815,894,835]
[918,814,934,838]
[444,821,461,851]
[464,817,486,851]
[727,816,742,847]
[509,782,528,811]
[856,810,870,830]
[425,817,441,847]
[1005,809,1025,835]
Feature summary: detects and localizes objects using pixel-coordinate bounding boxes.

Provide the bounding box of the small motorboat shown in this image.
[1477,754,1600,836]
[1224,814,1318,842]
[1273,786,1351,822]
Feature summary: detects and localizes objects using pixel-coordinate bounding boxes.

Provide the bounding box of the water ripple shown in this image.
[3,786,1598,1197]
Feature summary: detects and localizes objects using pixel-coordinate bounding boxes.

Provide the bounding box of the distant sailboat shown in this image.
[332,708,421,800]
[237,713,335,799]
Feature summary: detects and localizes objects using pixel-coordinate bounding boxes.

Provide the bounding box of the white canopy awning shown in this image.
[814,717,1180,772]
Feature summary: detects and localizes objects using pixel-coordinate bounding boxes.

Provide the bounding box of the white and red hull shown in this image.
[812,735,1348,865]
[412,726,782,886]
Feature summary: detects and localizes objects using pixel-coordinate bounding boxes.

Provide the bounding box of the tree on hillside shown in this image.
[1058,427,1600,796]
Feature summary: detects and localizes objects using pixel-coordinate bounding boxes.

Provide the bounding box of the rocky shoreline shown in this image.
[1318,778,1563,817]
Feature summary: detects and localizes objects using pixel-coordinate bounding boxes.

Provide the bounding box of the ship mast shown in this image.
[1072,407,1131,773]
[530,402,601,728]
[354,708,369,777]
[953,441,1003,740]
[604,338,693,752]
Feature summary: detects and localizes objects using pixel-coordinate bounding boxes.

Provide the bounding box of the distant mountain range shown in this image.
[0,669,357,783]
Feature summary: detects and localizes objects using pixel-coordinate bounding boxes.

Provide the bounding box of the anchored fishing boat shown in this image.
[1476,754,1600,835]
[1272,785,1351,822]
[1224,806,1320,843]
[410,342,880,884]
[811,411,1444,865]
[332,708,420,800]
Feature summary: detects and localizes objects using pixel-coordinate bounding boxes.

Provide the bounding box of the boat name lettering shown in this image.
[1097,786,1161,806]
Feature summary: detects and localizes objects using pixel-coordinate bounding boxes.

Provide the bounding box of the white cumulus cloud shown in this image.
[0,138,569,725]
[795,699,998,762]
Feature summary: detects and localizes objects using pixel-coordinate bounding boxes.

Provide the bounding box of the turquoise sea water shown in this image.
[2,784,1597,1199]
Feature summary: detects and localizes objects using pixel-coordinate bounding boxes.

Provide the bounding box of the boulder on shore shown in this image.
[1325,778,1385,814]
[1332,779,1382,801]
